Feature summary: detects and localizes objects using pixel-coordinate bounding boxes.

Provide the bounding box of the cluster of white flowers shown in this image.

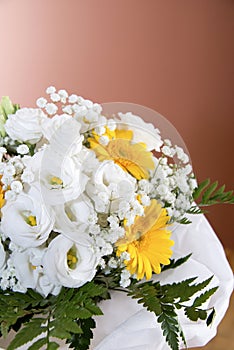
[0,87,197,296]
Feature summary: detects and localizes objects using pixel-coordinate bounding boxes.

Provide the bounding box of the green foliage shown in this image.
[0,259,219,350]
[7,319,47,350]
[177,217,192,225]
[0,282,107,350]
[161,254,192,272]
[186,206,204,215]
[206,308,216,326]
[66,318,96,350]
[128,275,218,350]
[0,96,19,137]
[0,96,18,119]
[193,179,234,205]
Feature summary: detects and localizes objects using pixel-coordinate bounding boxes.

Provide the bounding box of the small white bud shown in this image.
[17,144,29,155]
[36,97,47,108]
[68,94,78,103]
[46,86,56,94]
[50,93,60,102]
[11,180,23,193]
[45,103,58,115]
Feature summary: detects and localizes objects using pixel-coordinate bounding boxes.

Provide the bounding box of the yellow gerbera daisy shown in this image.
[116,199,174,280]
[0,176,5,209]
[88,127,155,180]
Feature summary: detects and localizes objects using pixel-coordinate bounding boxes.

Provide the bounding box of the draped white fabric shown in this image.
[90,214,233,350]
[0,214,233,350]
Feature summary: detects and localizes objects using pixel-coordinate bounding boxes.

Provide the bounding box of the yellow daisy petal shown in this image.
[89,128,155,180]
[116,199,174,280]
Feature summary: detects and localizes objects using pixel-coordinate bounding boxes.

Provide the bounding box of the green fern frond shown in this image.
[193,179,234,206]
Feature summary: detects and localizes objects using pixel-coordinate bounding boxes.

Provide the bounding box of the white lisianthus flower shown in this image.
[39,148,88,204]
[42,117,83,156]
[1,186,55,248]
[11,247,60,296]
[78,148,99,176]
[42,235,98,288]
[0,241,6,271]
[117,112,163,151]
[5,108,47,144]
[41,113,71,141]
[86,160,136,213]
[54,194,95,241]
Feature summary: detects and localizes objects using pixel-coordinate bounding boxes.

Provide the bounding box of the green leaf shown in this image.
[186,206,204,215]
[0,321,9,338]
[50,327,71,340]
[63,319,83,334]
[210,184,225,199]
[11,314,34,333]
[192,287,218,308]
[177,217,192,225]
[126,274,217,350]
[7,320,47,350]
[193,179,234,206]
[193,179,210,200]
[179,327,187,349]
[27,337,47,350]
[0,283,106,349]
[73,307,93,319]
[206,308,216,326]
[162,276,214,303]
[128,283,162,315]
[202,181,218,203]
[0,96,15,118]
[66,318,96,350]
[185,307,199,321]
[161,253,192,272]
[158,310,179,350]
[128,282,181,350]
[185,307,208,322]
[198,310,207,320]
[47,342,60,350]
[84,300,103,315]
[80,281,108,298]
[27,289,44,302]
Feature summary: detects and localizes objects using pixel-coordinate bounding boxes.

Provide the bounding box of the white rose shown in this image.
[1,186,55,248]
[5,108,47,144]
[42,235,98,288]
[117,112,163,151]
[39,148,88,204]
[54,194,94,241]
[0,241,6,271]
[11,248,60,296]
[86,160,136,213]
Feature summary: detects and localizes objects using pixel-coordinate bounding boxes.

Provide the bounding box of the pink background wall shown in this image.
[0,0,233,247]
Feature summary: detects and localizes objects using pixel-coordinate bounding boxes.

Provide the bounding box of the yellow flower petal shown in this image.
[116,199,174,280]
[89,128,155,180]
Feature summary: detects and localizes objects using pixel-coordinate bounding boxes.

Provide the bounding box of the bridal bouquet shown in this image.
[0,87,233,350]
